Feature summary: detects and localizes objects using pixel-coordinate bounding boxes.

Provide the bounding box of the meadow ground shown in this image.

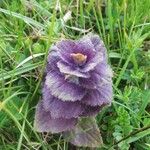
[0,0,150,150]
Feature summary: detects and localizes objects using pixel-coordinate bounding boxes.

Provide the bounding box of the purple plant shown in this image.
[34,34,113,147]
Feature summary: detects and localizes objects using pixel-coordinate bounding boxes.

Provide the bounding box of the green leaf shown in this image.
[0,8,44,29]
[138,90,150,116]
[109,52,122,59]
[127,128,150,144]
[0,62,42,81]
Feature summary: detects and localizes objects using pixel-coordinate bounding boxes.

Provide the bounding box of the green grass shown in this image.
[0,0,150,149]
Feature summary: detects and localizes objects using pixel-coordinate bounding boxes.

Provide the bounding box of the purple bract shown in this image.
[34,34,113,134]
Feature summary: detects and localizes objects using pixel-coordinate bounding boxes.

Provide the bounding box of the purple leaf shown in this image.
[63,117,103,148]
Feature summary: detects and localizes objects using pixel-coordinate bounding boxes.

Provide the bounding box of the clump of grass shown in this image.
[0,0,150,150]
